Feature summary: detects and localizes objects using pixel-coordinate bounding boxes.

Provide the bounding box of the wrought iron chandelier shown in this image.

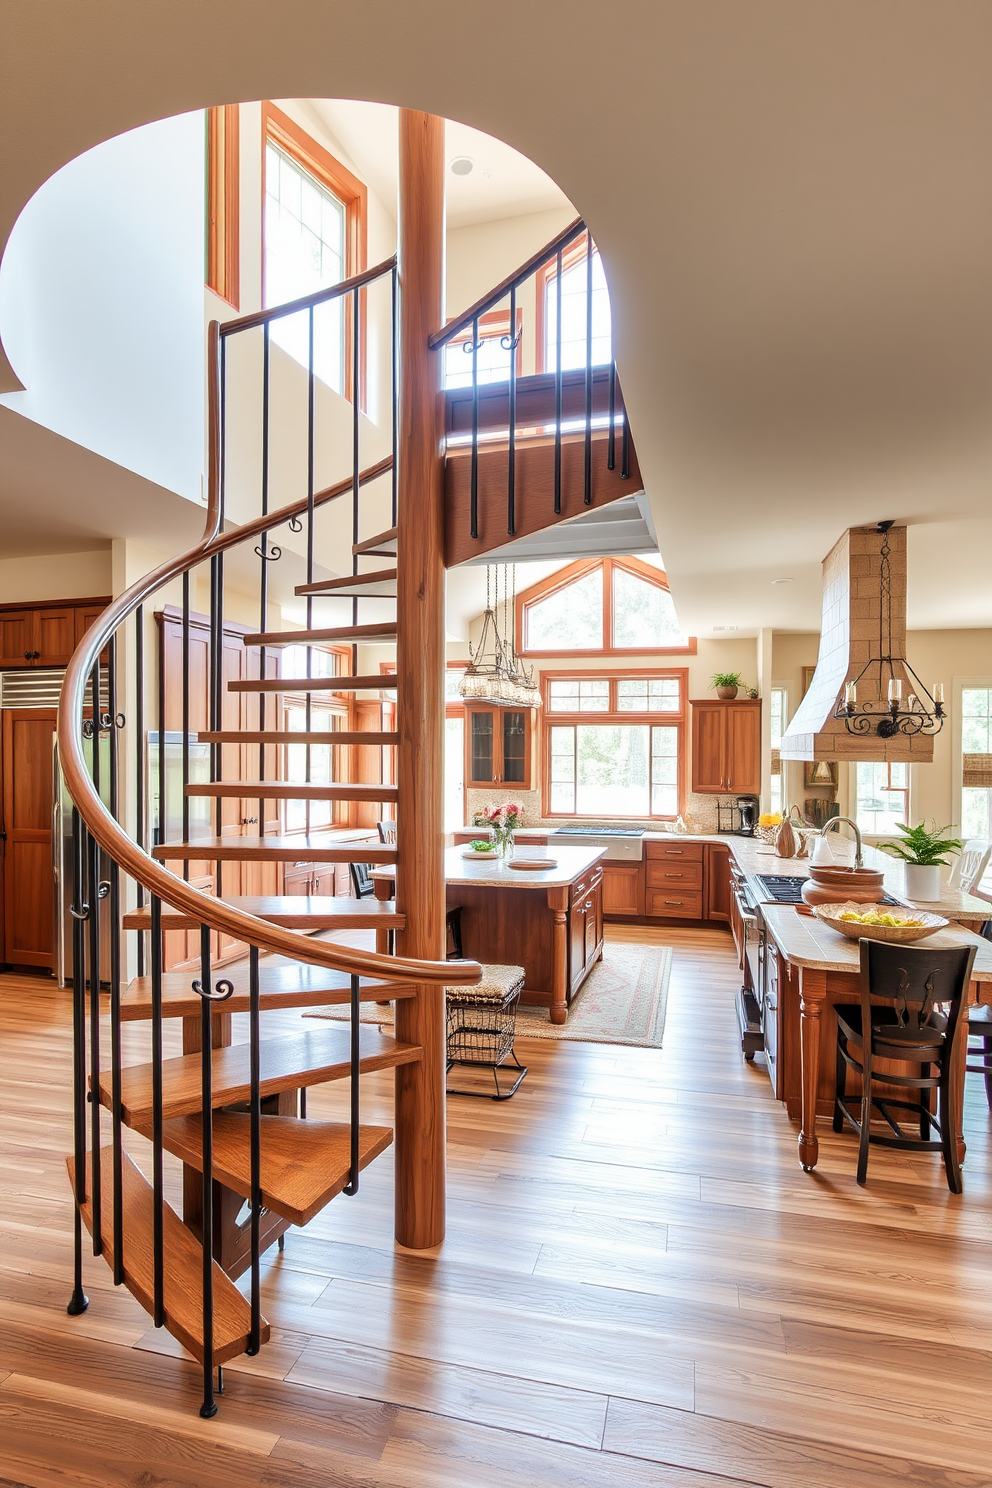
[833,521,944,738]
[459,565,541,709]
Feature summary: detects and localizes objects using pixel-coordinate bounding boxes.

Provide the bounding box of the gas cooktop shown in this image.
[756,875,902,907]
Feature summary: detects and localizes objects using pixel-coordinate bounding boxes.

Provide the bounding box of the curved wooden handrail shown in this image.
[56,326,480,989]
[219,255,396,337]
[429,216,585,350]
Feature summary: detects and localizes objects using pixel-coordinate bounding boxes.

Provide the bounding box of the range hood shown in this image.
[779,523,934,765]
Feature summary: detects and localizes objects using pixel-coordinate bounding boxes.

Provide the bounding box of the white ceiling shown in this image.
[1,3,992,637]
[304,100,572,230]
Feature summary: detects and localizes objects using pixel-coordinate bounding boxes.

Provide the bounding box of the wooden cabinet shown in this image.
[0,599,106,668]
[643,840,703,920]
[568,866,603,995]
[601,862,643,917]
[1,709,57,969]
[465,705,534,790]
[705,843,732,922]
[690,700,761,795]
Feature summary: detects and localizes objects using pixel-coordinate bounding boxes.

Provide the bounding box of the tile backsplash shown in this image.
[464,788,723,833]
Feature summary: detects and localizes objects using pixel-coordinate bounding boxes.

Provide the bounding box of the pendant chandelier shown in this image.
[459,565,541,709]
[833,521,945,738]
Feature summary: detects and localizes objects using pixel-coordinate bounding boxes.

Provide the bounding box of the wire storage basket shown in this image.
[445,965,528,1100]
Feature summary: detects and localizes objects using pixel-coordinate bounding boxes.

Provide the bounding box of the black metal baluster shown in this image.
[87,660,103,1255]
[108,637,124,1285]
[150,893,164,1327]
[554,248,563,516]
[258,321,271,834]
[214,554,225,899]
[470,315,480,539]
[305,305,315,836]
[507,285,517,536]
[198,924,217,1417]
[584,232,593,505]
[135,606,145,978]
[66,805,89,1317]
[352,285,361,666]
[344,973,361,1195]
[608,356,616,472]
[182,572,190,879]
[620,384,629,480]
[248,944,262,1353]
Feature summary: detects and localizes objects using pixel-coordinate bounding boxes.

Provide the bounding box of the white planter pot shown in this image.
[905,864,941,902]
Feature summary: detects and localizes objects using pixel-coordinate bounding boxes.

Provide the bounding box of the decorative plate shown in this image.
[462,848,499,860]
[812,902,949,943]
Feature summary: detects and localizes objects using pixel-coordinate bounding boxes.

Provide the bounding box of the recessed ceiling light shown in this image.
[771,577,794,585]
[450,156,474,177]
[713,625,738,632]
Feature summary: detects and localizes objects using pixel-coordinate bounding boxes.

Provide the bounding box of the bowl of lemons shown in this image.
[812,902,949,943]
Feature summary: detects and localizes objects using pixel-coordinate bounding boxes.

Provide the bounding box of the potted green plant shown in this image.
[711,671,743,701]
[877,821,963,902]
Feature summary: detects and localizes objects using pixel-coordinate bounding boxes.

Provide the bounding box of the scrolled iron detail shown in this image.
[287,515,303,533]
[191,977,236,1003]
[254,544,282,562]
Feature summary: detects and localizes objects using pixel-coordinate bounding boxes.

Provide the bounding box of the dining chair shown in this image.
[349,862,375,899]
[377,820,397,845]
[947,838,991,894]
[833,939,977,1191]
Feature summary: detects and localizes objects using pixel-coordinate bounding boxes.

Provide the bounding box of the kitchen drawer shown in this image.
[571,867,603,906]
[646,861,703,890]
[646,888,703,918]
[645,840,705,864]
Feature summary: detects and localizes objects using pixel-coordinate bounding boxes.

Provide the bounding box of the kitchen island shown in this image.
[372,845,606,1024]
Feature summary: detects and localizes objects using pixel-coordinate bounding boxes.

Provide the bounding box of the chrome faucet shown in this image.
[819,815,864,870]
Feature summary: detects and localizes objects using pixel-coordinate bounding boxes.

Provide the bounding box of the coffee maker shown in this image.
[736,797,758,836]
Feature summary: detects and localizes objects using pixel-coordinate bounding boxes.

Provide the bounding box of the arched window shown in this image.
[516,557,693,658]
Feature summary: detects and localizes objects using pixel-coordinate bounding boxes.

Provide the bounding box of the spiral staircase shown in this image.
[60,113,642,1416]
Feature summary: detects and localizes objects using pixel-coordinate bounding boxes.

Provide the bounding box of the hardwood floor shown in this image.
[2,923,992,1486]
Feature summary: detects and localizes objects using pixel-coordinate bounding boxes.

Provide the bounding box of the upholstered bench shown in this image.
[445,963,528,1100]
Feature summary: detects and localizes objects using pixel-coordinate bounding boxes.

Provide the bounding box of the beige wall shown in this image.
[0,548,113,603]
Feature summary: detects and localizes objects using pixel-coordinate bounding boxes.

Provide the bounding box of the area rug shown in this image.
[304,940,672,1049]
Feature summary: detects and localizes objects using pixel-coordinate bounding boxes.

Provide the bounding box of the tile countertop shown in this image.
[762,903,992,981]
[372,845,606,891]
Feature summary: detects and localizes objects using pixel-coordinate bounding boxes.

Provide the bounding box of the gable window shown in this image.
[262,103,367,400]
[543,671,686,820]
[517,557,694,658]
[537,234,612,373]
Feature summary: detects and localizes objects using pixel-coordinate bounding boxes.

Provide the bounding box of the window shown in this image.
[262,103,367,399]
[543,671,686,820]
[445,716,465,832]
[206,105,239,307]
[961,685,992,840]
[539,236,612,373]
[854,761,908,836]
[517,557,693,657]
[283,704,340,832]
[769,686,788,816]
[443,310,522,390]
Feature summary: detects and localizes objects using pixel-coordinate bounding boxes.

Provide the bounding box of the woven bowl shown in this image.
[812,901,949,944]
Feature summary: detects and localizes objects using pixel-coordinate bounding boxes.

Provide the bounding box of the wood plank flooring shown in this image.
[2,923,991,1487]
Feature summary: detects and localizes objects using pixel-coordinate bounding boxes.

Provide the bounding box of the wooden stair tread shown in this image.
[123,896,404,932]
[296,567,396,597]
[241,622,398,647]
[156,1115,393,1226]
[184,782,398,802]
[228,673,398,693]
[153,836,397,864]
[101,1026,421,1124]
[197,730,398,745]
[353,526,398,557]
[119,964,415,1021]
[67,1148,265,1365]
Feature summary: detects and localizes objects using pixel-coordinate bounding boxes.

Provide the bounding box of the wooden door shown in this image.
[466,707,497,786]
[705,843,732,922]
[690,703,726,793]
[1,709,56,969]
[568,897,587,990]
[0,610,35,667]
[601,862,643,917]
[584,878,603,961]
[725,701,761,794]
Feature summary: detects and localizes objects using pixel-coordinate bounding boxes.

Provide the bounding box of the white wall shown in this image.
[0,548,112,603]
[0,112,206,503]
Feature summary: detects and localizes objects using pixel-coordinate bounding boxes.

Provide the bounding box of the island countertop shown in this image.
[762,902,992,979]
[371,845,606,890]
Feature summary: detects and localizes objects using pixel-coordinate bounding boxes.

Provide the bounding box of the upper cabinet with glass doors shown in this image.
[466,705,534,791]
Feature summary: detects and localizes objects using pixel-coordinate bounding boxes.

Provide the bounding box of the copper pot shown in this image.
[802,869,885,906]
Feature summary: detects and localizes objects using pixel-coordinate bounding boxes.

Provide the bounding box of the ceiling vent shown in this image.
[779,524,935,765]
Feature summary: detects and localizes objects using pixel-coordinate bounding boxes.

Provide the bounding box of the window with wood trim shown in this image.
[961,685,992,841]
[443,308,523,390]
[516,557,693,658]
[206,105,240,307]
[262,102,367,401]
[536,232,612,374]
[543,669,687,821]
[280,643,352,832]
[854,760,909,837]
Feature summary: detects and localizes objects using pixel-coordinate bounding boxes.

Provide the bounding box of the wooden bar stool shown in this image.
[833,939,977,1191]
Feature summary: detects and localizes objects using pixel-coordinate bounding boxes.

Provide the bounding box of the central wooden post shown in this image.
[393,109,447,1250]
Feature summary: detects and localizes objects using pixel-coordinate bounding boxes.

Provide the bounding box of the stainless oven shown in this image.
[731,864,766,1062]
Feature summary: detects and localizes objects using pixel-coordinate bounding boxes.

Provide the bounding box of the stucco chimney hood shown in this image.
[779,523,935,765]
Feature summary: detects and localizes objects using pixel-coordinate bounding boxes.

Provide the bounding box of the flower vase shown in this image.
[494,827,514,858]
